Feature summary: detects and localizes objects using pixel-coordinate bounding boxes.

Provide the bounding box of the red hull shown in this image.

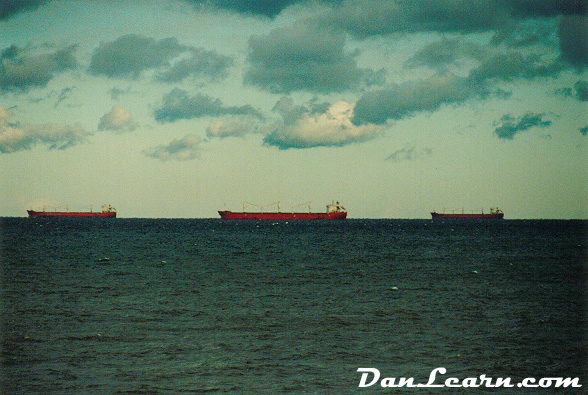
[27,210,116,218]
[431,212,504,219]
[218,211,347,220]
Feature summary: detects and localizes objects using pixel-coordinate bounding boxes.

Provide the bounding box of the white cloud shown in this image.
[0,106,89,153]
[264,100,384,149]
[98,105,135,132]
[206,116,261,139]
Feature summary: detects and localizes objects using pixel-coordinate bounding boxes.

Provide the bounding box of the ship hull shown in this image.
[431,212,504,219]
[218,211,347,220]
[27,210,116,218]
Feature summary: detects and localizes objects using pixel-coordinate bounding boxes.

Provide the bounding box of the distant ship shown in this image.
[431,207,504,219]
[219,201,347,220]
[27,205,117,218]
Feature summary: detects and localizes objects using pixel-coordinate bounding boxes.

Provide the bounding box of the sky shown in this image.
[0,0,587,219]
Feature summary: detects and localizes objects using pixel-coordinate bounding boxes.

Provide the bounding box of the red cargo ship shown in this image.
[27,205,117,218]
[219,201,347,220]
[431,207,504,219]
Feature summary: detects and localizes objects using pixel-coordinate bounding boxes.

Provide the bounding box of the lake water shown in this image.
[1,218,586,394]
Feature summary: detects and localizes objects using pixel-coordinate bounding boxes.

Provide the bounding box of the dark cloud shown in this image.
[109,86,131,100]
[320,0,586,84]
[574,80,588,101]
[182,0,584,27]
[0,45,77,89]
[89,34,233,82]
[505,0,586,17]
[272,97,330,125]
[490,19,558,48]
[386,146,433,162]
[144,134,202,161]
[405,38,485,69]
[350,15,568,128]
[245,24,378,93]
[320,0,587,38]
[0,106,89,153]
[156,48,232,83]
[555,86,573,97]
[89,34,187,78]
[494,113,552,139]
[182,0,303,18]
[405,39,461,69]
[467,52,562,84]
[154,88,262,123]
[0,0,49,20]
[54,87,73,108]
[558,15,588,68]
[580,126,588,136]
[405,34,564,80]
[353,73,475,125]
[354,48,563,126]
[2,45,18,60]
[321,0,508,38]
[262,97,383,149]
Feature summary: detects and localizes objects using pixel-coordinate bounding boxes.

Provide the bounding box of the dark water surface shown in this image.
[1,218,586,394]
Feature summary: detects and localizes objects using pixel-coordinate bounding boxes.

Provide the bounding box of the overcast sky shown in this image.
[1,0,587,218]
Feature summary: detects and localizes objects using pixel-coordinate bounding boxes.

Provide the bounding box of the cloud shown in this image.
[580,126,588,136]
[206,116,262,139]
[187,0,585,24]
[0,106,89,153]
[574,80,588,101]
[405,37,563,77]
[109,86,131,100]
[263,97,383,149]
[558,15,588,68]
[494,113,552,139]
[490,18,559,48]
[404,38,485,69]
[90,34,229,80]
[182,0,302,18]
[354,50,563,126]
[467,52,562,84]
[0,0,49,20]
[386,146,433,162]
[319,0,586,38]
[89,34,232,81]
[55,87,73,107]
[203,98,385,148]
[156,48,232,83]
[154,88,262,123]
[98,105,135,132]
[0,44,77,89]
[555,80,588,101]
[507,0,586,18]
[320,0,508,38]
[89,34,186,78]
[143,134,202,161]
[353,73,475,125]
[244,23,379,93]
